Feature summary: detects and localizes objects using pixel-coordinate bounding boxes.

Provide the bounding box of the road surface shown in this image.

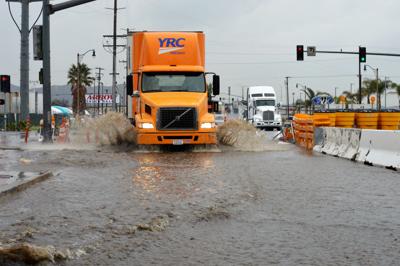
[0,133,399,265]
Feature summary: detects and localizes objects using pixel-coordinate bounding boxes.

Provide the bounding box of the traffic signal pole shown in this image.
[41,0,96,142]
[359,59,362,104]
[42,0,52,142]
[300,48,400,105]
[20,0,30,121]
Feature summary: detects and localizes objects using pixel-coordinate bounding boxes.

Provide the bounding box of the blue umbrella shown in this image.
[51,106,73,116]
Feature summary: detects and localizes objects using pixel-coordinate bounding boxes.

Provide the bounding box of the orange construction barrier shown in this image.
[293,114,314,150]
[355,112,378,129]
[335,112,355,128]
[57,118,70,144]
[378,112,400,130]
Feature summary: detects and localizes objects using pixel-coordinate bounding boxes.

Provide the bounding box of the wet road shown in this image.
[1,138,400,265]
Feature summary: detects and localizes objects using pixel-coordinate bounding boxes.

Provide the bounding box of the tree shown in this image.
[67,63,93,115]
[388,82,400,108]
[362,78,388,108]
[301,87,331,113]
[342,90,358,104]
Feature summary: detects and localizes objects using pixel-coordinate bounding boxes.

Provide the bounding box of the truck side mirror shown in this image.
[212,75,220,95]
[132,90,140,98]
[126,74,133,96]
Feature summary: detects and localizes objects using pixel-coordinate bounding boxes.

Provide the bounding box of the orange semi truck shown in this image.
[126,31,220,145]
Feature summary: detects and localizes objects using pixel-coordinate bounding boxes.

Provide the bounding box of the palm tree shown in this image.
[342,90,357,104]
[362,78,388,108]
[67,63,93,115]
[301,87,331,113]
[388,82,400,108]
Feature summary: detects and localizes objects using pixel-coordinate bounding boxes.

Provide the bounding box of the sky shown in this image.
[1,0,400,106]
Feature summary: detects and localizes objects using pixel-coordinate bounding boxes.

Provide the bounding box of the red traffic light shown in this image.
[296,45,304,61]
[0,75,11,93]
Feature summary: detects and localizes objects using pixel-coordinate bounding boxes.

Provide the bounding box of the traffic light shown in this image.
[0,99,4,105]
[0,75,10,93]
[359,47,366,63]
[296,45,304,61]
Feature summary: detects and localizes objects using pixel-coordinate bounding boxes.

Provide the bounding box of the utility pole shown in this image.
[358,52,362,104]
[119,59,128,115]
[334,87,337,102]
[96,67,104,115]
[350,83,354,109]
[111,0,118,111]
[384,76,388,109]
[376,68,380,111]
[285,77,289,119]
[41,0,96,142]
[228,86,231,105]
[6,0,41,122]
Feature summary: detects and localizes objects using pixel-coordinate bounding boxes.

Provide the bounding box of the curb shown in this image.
[0,146,22,151]
[0,171,53,198]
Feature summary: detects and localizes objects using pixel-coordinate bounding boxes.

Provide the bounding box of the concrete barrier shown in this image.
[314,127,400,170]
[357,130,400,170]
[313,127,361,160]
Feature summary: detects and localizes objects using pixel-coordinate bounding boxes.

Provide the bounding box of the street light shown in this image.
[76,49,95,115]
[364,64,380,110]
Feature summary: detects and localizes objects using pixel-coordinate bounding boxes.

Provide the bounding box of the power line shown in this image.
[208,58,354,65]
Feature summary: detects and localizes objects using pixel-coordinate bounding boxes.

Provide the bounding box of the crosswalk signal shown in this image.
[0,75,10,93]
[359,47,366,63]
[296,45,304,61]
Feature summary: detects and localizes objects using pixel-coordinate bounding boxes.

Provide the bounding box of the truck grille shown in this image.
[263,111,274,121]
[157,107,197,130]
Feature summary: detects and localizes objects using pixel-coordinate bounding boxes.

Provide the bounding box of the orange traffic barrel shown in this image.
[355,111,378,129]
[378,111,400,130]
[335,111,355,128]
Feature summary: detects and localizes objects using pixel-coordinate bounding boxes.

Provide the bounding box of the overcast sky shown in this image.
[1,0,400,105]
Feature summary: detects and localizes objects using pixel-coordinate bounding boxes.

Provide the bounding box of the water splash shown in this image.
[72,112,136,145]
[217,119,288,151]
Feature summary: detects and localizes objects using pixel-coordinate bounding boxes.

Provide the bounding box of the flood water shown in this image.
[1,135,400,265]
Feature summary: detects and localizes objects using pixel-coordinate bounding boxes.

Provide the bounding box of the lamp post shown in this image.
[76,49,95,116]
[364,64,379,110]
[350,83,354,109]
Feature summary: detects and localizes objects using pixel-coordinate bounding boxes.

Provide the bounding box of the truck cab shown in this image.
[246,86,282,130]
[126,31,220,145]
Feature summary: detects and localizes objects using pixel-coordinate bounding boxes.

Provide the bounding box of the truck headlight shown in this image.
[201,122,215,129]
[254,117,261,122]
[140,122,154,129]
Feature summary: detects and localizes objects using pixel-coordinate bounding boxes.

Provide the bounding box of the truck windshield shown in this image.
[142,72,205,93]
[255,99,275,107]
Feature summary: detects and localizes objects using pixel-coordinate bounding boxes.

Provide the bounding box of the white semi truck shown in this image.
[245,86,282,130]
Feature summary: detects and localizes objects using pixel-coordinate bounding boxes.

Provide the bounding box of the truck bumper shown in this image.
[254,121,282,128]
[137,132,217,145]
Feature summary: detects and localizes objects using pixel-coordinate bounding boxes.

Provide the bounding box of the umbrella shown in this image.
[51,106,73,116]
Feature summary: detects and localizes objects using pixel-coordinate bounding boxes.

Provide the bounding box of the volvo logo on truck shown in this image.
[158,37,185,55]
